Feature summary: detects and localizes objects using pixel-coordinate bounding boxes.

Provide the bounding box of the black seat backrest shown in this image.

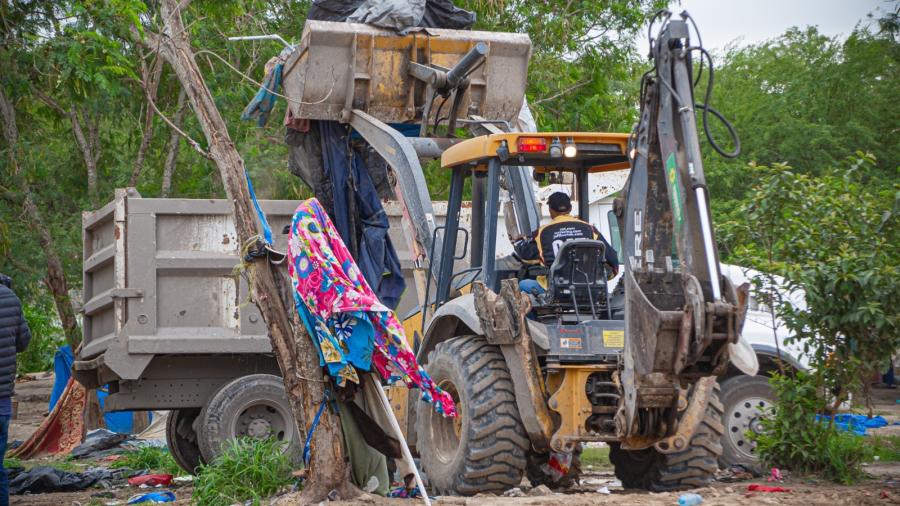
[547,239,609,317]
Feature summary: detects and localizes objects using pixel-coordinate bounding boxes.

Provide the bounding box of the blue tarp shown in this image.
[816,414,889,436]
[48,345,74,412]
[49,345,148,434]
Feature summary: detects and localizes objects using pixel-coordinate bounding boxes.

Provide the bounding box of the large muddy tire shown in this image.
[197,374,300,464]
[526,444,583,489]
[718,375,774,472]
[610,385,725,491]
[415,336,529,495]
[166,408,205,474]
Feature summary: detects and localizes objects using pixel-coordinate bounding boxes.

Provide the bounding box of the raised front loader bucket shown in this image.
[282,20,531,124]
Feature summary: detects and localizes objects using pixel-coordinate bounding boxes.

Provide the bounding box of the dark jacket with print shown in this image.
[0,284,31,398]
[514,215,619,267]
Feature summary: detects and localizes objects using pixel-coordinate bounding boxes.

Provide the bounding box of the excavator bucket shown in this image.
[281,20,531,124]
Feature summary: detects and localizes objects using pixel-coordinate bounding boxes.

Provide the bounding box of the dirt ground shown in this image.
[7,376,900,505]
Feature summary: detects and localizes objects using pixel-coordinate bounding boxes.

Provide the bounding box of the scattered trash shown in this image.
[327,489,342,501]
[678,492,703,506]
[608,479,623,488]
[597,486,611,495]
[127,491,176,504]
[815,414,888,436]
[882,490,891,499]
[172,475,193,484]
[10,466,102,495]
[128,474,173,487]
[545,451,573,482]
[747,484,791,493]
[71,429,129,459]
[502,487,525,497]
[767,467,783,482]
[716,464,755,482]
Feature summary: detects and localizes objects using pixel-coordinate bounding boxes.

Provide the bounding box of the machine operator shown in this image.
[513,191,618,294]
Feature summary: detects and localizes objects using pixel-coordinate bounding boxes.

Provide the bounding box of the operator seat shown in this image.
[545,239,612,320]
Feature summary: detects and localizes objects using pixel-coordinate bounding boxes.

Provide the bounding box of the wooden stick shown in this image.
[368,375,431,506]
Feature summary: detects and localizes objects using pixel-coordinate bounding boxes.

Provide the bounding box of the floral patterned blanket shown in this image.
[287,198,456,417]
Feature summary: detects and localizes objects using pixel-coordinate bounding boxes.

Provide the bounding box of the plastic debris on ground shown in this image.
[9,466,137,495]
[597,486,611,495]
[127,491,176,504]
[816,414,888,435]
[545,451,573,482]
[502,488,525,498]
[71,428,129,459]
[716,464,755,482]
[767,467,783,482]
[678,492,703,506]
[128,474,174,487]
[747,484,791,493]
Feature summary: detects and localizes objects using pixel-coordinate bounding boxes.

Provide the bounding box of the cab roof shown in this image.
[440,132,631,173]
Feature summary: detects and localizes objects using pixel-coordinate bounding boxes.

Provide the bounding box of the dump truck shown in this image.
[75,13,790,489]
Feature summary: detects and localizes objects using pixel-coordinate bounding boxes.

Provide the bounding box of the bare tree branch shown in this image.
[532,78,592,105]
[129,55,164,186]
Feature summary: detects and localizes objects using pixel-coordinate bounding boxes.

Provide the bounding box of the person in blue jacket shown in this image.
[0,274,31,506]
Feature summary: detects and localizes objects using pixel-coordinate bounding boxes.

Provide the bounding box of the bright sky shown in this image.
[637,0,891,55]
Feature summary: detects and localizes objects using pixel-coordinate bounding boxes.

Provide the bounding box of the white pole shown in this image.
[368,375,432,506]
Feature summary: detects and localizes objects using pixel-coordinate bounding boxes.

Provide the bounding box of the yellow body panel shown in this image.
[440,131,631,173]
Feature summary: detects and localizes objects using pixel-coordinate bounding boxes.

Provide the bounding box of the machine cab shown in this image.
[433,132,632,363]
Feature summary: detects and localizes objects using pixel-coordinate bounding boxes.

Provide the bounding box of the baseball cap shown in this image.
[547,192,572,213]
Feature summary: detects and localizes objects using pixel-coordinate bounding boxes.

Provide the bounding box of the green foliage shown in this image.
[706,26,899,254]
[754,372,872,484]
[110,446,182,476]
[868,435,900,463]
[192,438,294,506]
[580,445,611,469]
[4,457,22,468]
[17,303,65,373]
[723,155,899,398]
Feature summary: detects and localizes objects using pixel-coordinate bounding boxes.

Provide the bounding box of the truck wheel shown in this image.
[166,408,205,474]
[718,375,774,472]
[526,445,583,489]
[609,384,724,491]
[197,374,300,464]
[415,336,529,495]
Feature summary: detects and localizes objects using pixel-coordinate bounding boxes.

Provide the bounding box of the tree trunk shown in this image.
[161,88,187,197]
[0,88,82,350]
[142,2,354,501]
[130,58,164,187]
[32,90,100,203]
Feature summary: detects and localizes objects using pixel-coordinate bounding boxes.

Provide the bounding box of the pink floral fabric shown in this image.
[287,198,456,417]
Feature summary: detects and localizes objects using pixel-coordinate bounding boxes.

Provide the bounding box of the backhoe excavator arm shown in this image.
[617,11,748,449]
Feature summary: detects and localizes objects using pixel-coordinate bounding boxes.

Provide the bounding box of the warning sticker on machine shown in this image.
[602,330,625,348]
[560,337,583,349]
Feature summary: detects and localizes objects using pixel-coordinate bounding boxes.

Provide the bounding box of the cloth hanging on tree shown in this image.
[287,198,456,417]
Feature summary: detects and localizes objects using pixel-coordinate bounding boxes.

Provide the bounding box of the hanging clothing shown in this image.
[318,122,405,309]
[287,198,456,417]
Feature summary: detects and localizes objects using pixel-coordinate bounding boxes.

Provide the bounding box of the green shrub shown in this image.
[110,446,182,476]
[192,438,294,506]
[17,303,65,373]
[753,372,872,484]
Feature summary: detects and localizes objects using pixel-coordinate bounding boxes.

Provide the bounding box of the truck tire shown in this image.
[526,444,583,489]
[197,374,300,464]
[609,384,724,491]
[718,375,774,472]
[166,408,205,474]
[415,336,529,495]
